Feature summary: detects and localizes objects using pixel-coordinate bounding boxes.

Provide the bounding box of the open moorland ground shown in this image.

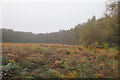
[1,43,119,78]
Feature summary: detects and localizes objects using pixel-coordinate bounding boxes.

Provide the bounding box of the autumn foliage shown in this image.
[2,43,118,78]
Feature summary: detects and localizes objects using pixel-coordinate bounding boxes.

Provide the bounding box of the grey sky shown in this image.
[1,1,106,33]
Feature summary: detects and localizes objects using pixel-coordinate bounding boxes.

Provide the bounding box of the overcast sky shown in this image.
[1,0,106,33]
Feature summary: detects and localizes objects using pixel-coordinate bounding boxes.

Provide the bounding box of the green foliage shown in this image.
[3,59,21,78]
[4,59,20,70]
[1,0,119,79]
[2,43,118,78]
[73,0,118,47]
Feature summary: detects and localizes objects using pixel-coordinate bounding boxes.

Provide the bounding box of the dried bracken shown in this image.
[2,43,118,78]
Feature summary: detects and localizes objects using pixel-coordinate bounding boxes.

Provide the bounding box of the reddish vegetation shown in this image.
[2,43,118,78]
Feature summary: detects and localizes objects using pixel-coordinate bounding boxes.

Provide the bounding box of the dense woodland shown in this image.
[1,0,120,47]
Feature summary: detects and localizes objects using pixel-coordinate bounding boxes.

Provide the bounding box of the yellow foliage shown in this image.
[8,54,15,57]
[49,69,61,76]
[55,60,61,64]
[59,71,78,78]
[100,63,104,66]
[96,74,104,78]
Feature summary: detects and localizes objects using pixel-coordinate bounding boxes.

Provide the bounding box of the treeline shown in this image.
[1,0,119,47]
[2,28,75,45]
